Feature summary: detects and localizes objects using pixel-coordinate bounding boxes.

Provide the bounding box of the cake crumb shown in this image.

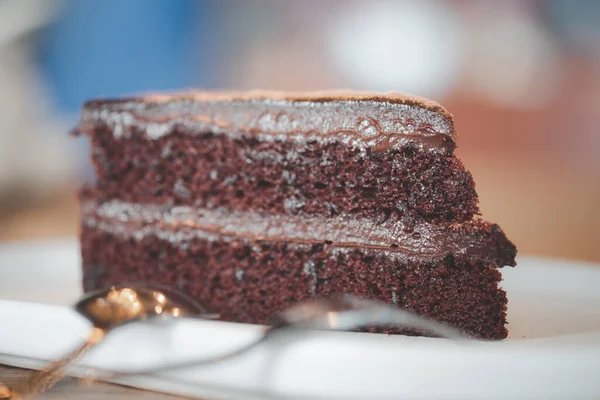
[284,197,306,212]
[303,261,317,295]
[174,178,191,198]
[235,268,245,281]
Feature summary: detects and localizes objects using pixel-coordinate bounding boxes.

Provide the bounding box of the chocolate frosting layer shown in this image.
[82,200,516,267]
[75,91,456,153]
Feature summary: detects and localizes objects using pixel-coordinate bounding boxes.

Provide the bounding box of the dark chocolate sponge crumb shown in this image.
[88,129,479,224]
[81,227,508,340]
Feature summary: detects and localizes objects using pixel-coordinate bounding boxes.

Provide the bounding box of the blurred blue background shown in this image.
[0,0,599,263]
[37,0,217,115]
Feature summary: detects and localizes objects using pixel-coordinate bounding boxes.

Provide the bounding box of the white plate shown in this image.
[0,238,599,399]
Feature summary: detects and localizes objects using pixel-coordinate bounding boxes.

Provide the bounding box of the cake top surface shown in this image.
[77,90,456,153]
[83,90,450,115]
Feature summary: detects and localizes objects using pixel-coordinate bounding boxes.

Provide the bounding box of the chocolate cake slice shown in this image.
[75,91,517,339]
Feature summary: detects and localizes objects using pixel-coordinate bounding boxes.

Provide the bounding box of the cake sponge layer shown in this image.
[85,130,479,225]
[81,225,508,339]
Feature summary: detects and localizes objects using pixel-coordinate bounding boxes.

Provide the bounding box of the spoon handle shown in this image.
[9,328,105,399]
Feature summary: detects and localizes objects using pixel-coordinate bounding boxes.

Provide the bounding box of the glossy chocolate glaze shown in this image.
[82,199,516,267]
[74,91,456,153]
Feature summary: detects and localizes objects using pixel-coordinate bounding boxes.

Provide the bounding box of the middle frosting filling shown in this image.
[82,199,509,265]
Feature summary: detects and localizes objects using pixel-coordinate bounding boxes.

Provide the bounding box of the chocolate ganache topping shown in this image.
[75,91,457,154]
[82,199,515,267]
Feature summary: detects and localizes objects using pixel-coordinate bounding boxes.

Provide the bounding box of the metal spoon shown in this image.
[0,283,209,399]
[272,295,468,338]
[1,292,468,397]
[96,294,468,377]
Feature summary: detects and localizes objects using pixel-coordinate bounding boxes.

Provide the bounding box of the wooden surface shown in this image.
[0,364,187,399]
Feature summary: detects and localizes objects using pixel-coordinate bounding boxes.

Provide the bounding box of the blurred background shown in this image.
[0,0,598,263]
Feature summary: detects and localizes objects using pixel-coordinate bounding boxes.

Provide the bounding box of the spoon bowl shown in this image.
[75,283,207,329]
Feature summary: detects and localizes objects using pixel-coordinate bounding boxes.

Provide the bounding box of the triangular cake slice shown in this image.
[75,91,517,339]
